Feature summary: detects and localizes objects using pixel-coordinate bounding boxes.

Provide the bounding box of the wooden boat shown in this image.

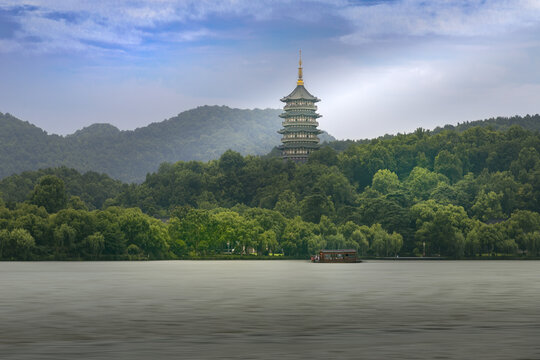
[311,249,358,263]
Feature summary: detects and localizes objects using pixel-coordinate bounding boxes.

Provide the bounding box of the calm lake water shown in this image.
[1,260,539,359]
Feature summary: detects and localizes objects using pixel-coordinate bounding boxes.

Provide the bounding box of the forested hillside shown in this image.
[2,123,540,260]
[2,109,537,183]
[432,114,540,133]
[326,114,540,151]
[0,167,123,209]
[0,106,335,183]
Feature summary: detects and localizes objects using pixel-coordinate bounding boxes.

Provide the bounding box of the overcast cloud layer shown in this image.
[0,0,539,139]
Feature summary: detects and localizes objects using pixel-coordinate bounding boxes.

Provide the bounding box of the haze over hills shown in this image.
[2,106,539,184]
[0,105,334,183]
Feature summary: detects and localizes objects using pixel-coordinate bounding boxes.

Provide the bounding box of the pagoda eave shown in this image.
[278,143,320,150]
[280,97,320,103]
[278,127,322,134]
[279,112,322,119]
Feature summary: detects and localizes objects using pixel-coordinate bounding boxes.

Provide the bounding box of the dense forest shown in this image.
[0,106,334,182]
[325,114,540,150]
[2,121,540,260]
[432,114,540,134]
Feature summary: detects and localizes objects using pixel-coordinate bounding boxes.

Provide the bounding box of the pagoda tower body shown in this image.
[278,52,322,162]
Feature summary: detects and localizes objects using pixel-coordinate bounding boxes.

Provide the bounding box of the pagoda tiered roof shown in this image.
[279,110,321,118]
[278,127,322,134]
[280,85,320,102]
[278,142,321,150]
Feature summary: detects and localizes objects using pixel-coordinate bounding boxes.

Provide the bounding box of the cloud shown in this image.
[0,0,349,54]
[340,0,540,44]
[1,0,540,140]
[0,1,226,54]
[3,0,538,56]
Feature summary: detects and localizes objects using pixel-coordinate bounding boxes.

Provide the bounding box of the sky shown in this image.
[0,0,540,139]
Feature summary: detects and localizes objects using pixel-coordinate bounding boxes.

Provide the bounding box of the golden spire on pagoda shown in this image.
[297,50,304,86]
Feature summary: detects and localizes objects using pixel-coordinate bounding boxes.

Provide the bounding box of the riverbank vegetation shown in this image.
[2,123,540,260]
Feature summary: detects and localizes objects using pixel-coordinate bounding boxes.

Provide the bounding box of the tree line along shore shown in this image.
[2,124,540,260]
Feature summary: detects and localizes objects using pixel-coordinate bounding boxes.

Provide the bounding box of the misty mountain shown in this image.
[0,105,335,183]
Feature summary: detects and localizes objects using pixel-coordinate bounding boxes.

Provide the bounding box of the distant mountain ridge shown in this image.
[0,105,335,183]
[2,108,538,183]
[325,114,540,152]
[431,114,540,133]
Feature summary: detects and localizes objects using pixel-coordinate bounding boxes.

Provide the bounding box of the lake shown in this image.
[1,260,539,359]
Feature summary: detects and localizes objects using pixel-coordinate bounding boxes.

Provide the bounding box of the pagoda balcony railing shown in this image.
[281,137,320,143]
[283,104,317,111]
[282,121,319,127]
[280,114,321,120]
[279,143,321,150]
[278,140,320,144]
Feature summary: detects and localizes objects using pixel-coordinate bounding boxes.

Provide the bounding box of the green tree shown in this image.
[94,208,127,256]
[504,210,540,255]
[434,150,463,182]
[325,233,346,249]
[306,234,326,255]
[273,190,300,218]
[127,244,143,260]
[510,147,540,182]
[522,231,540,256]
[372,169,401,195]
[308,146,338,167]
[281,216,316,256]
[318,215,338,237]
[0,229,11,259]
[339,221,360,240]
[412,200,470,257]
[83,232,105,259]
[369,224,403,257]
[30,175,67,213]
[213,210,256,255]
[258,230,279,255]
[300,188,335,223]
[471,190,504,222]
[167,218,188,257]
[315,170,356,205]
[351,229,369,255]
[53,223,77,257]
[67,196,88,211]
[119,208,168,259]
[11,228,35,260]
[406,167,448,201]
[464,223,482,257]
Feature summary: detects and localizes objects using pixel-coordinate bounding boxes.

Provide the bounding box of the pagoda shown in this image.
[278,51,322,162]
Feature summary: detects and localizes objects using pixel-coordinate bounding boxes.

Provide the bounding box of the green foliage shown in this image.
[11,229,36,260]
[432,114,540,134]
[2,121,540,259]
[406,167,448,201]
[0,167,122,209]
[307,146,338,166]
[412,200,471,257]
[83,232,105,259]
[300,188,335,223]
[434,150,463,182]
[471,190,504,222]
[30,175,67,213]
[372,169,401,195]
